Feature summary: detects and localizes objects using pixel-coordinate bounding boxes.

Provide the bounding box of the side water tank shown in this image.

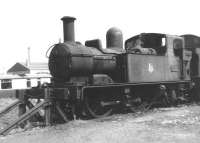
[106,27,123,51]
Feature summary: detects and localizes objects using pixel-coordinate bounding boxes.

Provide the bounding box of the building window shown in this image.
[1,79,12,89]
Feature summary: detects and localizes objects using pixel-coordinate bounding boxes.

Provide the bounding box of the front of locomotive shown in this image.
[48,16,124,85]
[47,17,125,119]
[48,16,79,82]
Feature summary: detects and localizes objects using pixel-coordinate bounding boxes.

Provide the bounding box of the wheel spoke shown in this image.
[84,94,113,118]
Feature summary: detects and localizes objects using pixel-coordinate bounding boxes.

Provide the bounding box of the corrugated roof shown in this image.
[29,63,48,70]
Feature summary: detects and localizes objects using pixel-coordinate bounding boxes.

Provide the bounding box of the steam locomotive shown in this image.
[4,16,200,136]
[47,16,200,119]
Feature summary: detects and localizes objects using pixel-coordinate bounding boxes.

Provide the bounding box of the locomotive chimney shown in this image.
[61,16,76,42]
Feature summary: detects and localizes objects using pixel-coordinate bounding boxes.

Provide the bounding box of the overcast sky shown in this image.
[0,0,200,72]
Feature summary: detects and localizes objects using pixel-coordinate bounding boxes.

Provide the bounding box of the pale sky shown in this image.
[0,0,200,73]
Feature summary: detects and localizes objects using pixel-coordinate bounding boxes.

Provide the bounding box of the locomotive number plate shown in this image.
[148,63,154,73]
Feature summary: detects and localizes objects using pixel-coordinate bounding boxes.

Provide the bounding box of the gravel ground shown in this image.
[1,98,200,143]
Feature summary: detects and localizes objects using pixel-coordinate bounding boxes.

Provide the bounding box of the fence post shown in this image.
[16,89,27,127]
[44,88,52,126]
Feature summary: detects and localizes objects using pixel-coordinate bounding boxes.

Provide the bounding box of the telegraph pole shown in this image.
[27,47,31,68]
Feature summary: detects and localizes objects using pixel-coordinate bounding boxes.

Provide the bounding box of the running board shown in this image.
[0,101,48,136]
[0,100,22,118]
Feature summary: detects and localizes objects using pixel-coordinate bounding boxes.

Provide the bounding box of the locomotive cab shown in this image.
[123,33,191,83]
[125,33,167,55]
